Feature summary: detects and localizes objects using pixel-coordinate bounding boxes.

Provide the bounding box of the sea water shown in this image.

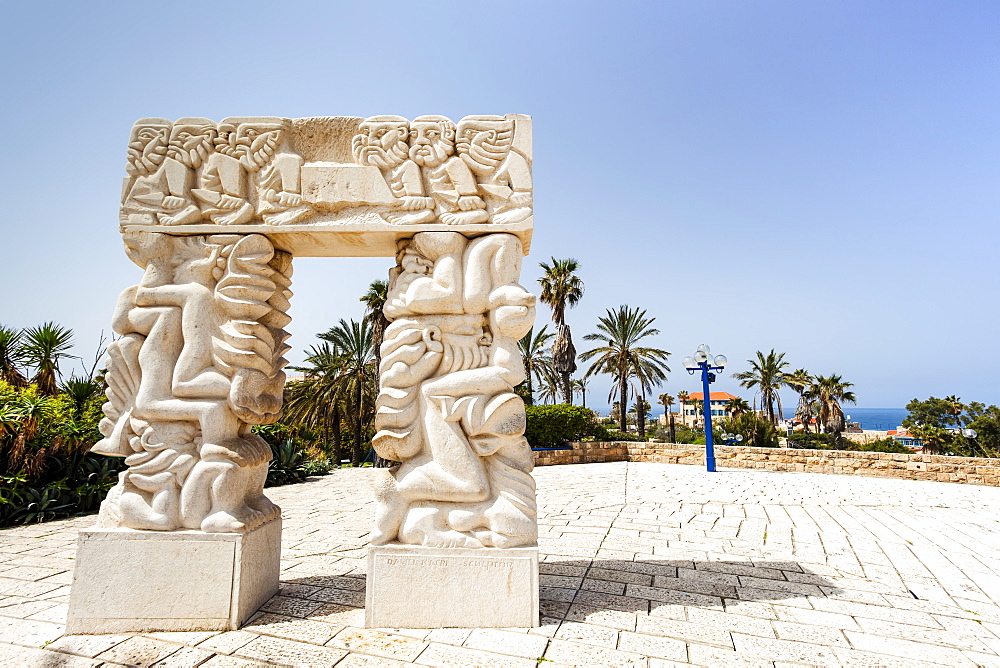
[783,407,908,431]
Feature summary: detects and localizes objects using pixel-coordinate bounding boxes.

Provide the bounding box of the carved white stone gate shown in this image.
[66,114,537,632]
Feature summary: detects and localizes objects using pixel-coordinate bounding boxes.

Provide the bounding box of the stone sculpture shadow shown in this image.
[265,557,843,629]
[536,558,845,620]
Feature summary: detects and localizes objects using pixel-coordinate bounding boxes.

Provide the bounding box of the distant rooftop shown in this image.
[687,391,740,401]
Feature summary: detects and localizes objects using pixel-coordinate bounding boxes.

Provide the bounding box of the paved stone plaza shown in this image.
[1,461,1000,667]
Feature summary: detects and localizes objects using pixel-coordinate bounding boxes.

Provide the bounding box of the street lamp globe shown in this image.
[714,354,727,369]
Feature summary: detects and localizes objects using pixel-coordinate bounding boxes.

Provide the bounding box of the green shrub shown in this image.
[584,421,614,442]
[787,432,840,450]
[719,413,779,448]
[0,380,124,527]
[266,439,307,486]
[303,458,335,476]
[603,428,642,442]
[525,404,595,448]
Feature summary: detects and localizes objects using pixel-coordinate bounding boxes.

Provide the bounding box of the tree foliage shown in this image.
[903,396,1000,457]
[538,258,585,404]
[524,404,597,448]
[517,325,554,406]
[718,412,779,448]
[581,305,670,431]
[733,349,788,424]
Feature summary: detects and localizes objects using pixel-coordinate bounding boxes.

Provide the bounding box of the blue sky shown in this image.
[2,1,998,412]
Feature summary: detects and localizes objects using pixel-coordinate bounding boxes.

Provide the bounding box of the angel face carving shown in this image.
[166,119,217,169]
[408,116,456,169]
[353,116,410,170]
[126,119,171,177]
[456,116,515,176]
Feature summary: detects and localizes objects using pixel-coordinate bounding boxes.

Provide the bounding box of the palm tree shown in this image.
[21,323,77,396]
[517,326,554,405]
[733,349,789,425]
[783,368,815,433]
[319,319,376,466]
[659,393,676,442]
[677,390,690,427]
[538,258,584,404]
[571,377,590,407]
[61,376,102,419]
[0,326,27,388]
[536,365,560,405]
[943,395,965,430]
[360,279,390,371]
[631,396,652,439]
[689,398,704,426]
[813,374,857,440]
[285,342,347,463]
[580,305,670,431]
[727,397,752,418]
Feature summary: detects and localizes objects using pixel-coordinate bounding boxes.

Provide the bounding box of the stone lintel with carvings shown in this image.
[120,114,533,258]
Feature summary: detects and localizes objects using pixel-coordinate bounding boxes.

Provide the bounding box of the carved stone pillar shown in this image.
[365,231,539,627]
[71,112,534,633]
[67,232,291,633]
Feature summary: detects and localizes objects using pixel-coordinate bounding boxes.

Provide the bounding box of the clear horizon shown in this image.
[2,1,998,409]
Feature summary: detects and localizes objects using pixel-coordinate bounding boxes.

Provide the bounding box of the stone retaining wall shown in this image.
[532,441,629,467]
[533,441,1000,486]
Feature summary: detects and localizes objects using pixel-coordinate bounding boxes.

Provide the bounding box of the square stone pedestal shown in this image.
[365,544,538,628]
[66,518,281,634]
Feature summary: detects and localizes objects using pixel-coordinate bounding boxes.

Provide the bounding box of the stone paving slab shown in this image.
[1,462,1000,666]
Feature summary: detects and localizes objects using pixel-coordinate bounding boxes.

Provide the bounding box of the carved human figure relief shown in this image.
[197,120,255,225]
[371,231,537,549]
[456,116,533,225]
[352,116,436,225]
[408,116,489,226]
[92,232,291,532]
[121,118,173,225]
[121,115,531,232]
[197,117,315,226]
[241,118,315,225]
[157,118,218,226]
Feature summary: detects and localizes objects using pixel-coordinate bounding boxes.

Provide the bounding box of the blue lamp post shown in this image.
[683,344,728,472]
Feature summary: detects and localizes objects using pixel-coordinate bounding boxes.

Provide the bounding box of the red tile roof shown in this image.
[687,392,740,401]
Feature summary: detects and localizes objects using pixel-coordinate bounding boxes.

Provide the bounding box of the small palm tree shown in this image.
[319,319,376,466]
[733,350,789,425]
[813,374,857,440]
[580,305,670,431]
[677,390,690,427]
[538,258,584,404]
[61,376,102,419]
[630,397,652,438]
[21,323,77,396]
[571,376,590,407]
[943,395,965,430]
[0,326,27,388]
[536,365,561,405]
[518,325,554,405]
[689,398,704,425]
[659,393,677,442]
[783,368,814,432]
[360,279,390,371]
[727,397,751,418]
[286,342,346,464]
